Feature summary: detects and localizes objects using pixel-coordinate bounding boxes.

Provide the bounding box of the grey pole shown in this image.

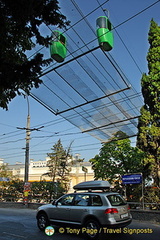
[24,95,30,183]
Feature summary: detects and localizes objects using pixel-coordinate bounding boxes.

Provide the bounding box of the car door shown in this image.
[50,194,75,222]
[69,194,90,224]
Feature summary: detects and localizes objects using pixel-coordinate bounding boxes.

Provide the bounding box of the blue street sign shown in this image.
[0,177,10,182]
[122,174,142,184]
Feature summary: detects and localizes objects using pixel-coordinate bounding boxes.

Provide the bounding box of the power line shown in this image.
[82,115,140,133]
[27,0,150,138]
[2,1,158,162]
[38,0,159,78]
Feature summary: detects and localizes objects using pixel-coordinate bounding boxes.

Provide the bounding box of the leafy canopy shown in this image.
[0,0,70,109]
[90,131,145,183]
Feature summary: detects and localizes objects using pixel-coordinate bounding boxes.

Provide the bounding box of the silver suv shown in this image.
[36,181,132,239]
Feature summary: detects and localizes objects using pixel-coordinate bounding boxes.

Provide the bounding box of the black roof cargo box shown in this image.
[73,180,110,191]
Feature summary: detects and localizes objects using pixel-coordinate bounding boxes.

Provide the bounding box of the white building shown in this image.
[7,157,95,192]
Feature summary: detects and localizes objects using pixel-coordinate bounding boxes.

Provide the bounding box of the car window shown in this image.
[107,194,126,206]
[90,195,102,206]
[74,194,89,206]
[57,194,74,206]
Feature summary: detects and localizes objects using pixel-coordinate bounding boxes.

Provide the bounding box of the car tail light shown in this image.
[105,208,118,214]
[128,206,130,210]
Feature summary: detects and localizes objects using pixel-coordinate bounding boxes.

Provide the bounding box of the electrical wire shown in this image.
[39,0,159,77]
[28,0,149,137]
[26,0,110,60]
[2,0,158,162]
[69,0,141,128]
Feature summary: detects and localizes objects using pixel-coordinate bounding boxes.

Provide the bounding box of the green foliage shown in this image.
[143,187,160,210]
[0,179,65,202]
[0,179,24,202]
[29,181,65,202]
[137,20,160,186]
[90,131,145,183]
[0,0,70,109]
[47,139,72,192]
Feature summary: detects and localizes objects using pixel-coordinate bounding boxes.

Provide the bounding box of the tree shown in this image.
[30,181,64,202]
[90,132,145,200]
[90,131,144,182]
[0,0,70,109]
[137,20,160,187]
[0,163,12,179]
[47,139,72,192]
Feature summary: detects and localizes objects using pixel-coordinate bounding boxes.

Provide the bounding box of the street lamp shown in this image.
[40,173,49,181]
[82,166,88,181]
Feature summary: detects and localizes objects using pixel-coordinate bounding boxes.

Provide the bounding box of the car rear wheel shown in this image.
[83,219,100,239]
[37,213,49,231]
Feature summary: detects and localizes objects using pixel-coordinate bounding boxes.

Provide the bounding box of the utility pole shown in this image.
[24,95,30,183]
[17,94,44,205]
[17,95,44,183]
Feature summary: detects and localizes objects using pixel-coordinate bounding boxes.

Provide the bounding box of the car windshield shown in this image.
[107,194,126,206]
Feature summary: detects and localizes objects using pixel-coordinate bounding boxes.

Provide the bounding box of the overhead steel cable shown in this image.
[35,31,131,122]
[82,115,140,133]
[32,21,131,135]
[38,0,141,137]
[0,138,25,145]
[63,28,118,98]
[32,62,107,130]
[44,35,131,127]
[0,129,22,138]
[68,0,135,125]
[39,45,100,77]
[32,74,108,135]
[69,0,134,114]
[67,0,143,94]
[55,87,130,115]
[32,91,142,131]
[38,0,160,78]
[31,91,142,129]
[64,28,130,101]
[42,25,130,125]
[26,0,110,61]
[3,0,155,154]
[27,0,152,135]
[96,0,143,75]
[72,0,143,128]
[0,131,25,140]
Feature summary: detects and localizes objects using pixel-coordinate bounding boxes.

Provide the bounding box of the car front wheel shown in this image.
[37,213,49,231]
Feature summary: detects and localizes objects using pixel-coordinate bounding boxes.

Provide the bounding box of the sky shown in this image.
[0,0,160,165]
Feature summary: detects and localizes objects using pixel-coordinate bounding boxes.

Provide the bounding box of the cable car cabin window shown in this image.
[60,34,66,45]
[107,19,112,31]
[96,17,107,29]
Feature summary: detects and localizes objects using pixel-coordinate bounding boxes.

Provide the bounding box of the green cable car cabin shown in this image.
[50,30,67,63]
[96,16,113,51]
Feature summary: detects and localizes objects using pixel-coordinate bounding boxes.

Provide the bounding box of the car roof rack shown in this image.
[73,180,111,192]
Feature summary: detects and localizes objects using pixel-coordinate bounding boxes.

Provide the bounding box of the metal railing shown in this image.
[128,201,160,210]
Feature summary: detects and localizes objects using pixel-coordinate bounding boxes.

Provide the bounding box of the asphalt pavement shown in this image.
[0,208,159,240]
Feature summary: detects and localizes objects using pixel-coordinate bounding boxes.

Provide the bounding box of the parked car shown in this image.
[36,181,132,239]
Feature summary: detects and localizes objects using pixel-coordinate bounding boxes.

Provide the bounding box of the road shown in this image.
[0,208,159,240]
